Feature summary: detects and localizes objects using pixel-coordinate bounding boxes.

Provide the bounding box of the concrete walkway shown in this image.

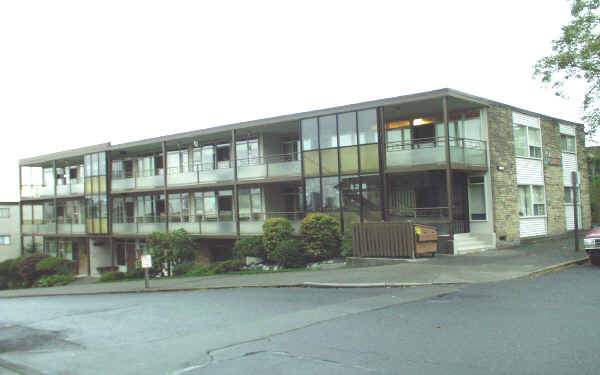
[0,234,589,298]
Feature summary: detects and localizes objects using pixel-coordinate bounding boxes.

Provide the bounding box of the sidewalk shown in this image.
[0,234,589,298]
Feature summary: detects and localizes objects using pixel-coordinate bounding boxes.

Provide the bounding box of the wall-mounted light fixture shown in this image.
[497,165,505,171]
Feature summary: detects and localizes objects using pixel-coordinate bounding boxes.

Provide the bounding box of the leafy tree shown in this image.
[147,229,196,277]
[534,0,600,139]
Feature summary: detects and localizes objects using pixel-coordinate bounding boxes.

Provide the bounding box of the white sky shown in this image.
[0,0,589,201]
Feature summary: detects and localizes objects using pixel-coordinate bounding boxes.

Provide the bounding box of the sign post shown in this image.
[141,253,152,288]
[572,172,579,252]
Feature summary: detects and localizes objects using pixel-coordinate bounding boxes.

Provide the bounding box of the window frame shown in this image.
[513,124,542,159]
[0,235,10,245]
[0,208,9,218]
[518,184,546,218]
[560,134,576,153]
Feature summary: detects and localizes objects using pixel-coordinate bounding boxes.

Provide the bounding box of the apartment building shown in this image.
[18,89,590,275]
[0,202,21,262]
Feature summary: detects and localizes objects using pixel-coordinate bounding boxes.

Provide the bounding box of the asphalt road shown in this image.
[1,264,599,375]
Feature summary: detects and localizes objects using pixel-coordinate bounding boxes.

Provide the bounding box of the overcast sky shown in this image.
[0,0,589,201]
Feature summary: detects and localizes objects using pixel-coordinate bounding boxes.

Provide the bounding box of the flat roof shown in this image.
[19,88,584,166]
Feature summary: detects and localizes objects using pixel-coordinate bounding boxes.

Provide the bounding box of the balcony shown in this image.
[237,153,301,181]
[21,185,55,199]
[57,181,84,196]
[386,137,487,172]
[112,217,167,234]
[57,221,86,234]
[239,212,304,235]
[22,222,56,234]
[166,162,235,188]
[112,170,164,192]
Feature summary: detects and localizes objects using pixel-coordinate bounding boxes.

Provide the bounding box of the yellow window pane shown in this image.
[99,177,107,194]
[92,177,99,195]
[320,149,339,176]
[340,147,358,175]
[303,151,320,177]
[360,144,379,173]
[86,219,93,233]
[85,179,91,195]
[101,218,108,233]
[93,219,100,234]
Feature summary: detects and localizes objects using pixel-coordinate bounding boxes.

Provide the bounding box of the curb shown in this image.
[0,257,591,299]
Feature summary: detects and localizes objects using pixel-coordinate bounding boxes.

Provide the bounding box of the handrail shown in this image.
[387,137,486,151]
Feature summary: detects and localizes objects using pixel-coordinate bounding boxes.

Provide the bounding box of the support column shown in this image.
[162,141,169,232]
[443,96,454,255]
[232,130,240,237]
[18,165,24,255]
[300,121,307,215]
[53,160,58,234]
[377,106,387,222]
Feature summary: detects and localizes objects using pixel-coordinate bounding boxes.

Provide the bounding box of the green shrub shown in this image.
[270,239,306,268]
[16,254,50,286]
[186,265,215,277]
[37,274,76,287]
[210,259,245,274]
[300,213,341,261]
[173,263,194,276]
[125,268,145,279]
[0,257,22,289]
[100,271,125,282]
[232,236,265,260]
[341,231,353,257]
[35,257,73,276]
[263,218,294,263]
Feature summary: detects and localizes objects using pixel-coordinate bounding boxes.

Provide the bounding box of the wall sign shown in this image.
[545,151,562,166]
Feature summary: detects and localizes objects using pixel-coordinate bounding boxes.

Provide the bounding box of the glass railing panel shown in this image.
[56,185,70,196]
[267,160,301,178]
[238,164,267,180]
[38,223,56,234]
[112,223,138,233]
[139,222,166,233]
[22,224,34,233]
[72,223,86,234]
[239,220,264,234]
[71,183,84,195]
[136,175,164,188]
[197,168,234,184]
[168,222,201,233]
[386,137,488,169]
[57,223,71,234]
[201,221,235,234]
[112,178,136,191]
[39,185,55,197]
[167,171,198,186]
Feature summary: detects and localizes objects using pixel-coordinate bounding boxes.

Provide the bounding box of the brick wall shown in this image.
[541,118,566,235]
[487,105,520,245]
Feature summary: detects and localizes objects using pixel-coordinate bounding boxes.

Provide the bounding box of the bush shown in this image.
[232,236,265,260]
[270,239,306,268]
[186,264,215,277]
[210,259,245,274]
[36,257,73,276]
[0,257,22,289]
[16,254,50,286]
[263,218,294,263]
[37,274,76,287]
[341,231,353,257]
[173,263,194,276]
[125,268,145,279]
[300,213,341,261]
[100,271,125,282]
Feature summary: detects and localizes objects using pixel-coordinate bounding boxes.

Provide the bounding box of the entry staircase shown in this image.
[453,233,496,255]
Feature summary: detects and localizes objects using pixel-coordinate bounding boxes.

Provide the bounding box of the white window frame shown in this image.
[513,124,542,159]
[468,176,487,221]
[0,208,9,218]
[518,185,546,218]
[560,134,576,154]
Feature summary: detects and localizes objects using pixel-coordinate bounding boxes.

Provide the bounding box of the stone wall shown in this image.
[577,127,592,229]
[541,118,566,235]
[487,105,520,245]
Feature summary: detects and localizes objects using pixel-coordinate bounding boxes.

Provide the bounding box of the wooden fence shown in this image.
[352,222,438,258]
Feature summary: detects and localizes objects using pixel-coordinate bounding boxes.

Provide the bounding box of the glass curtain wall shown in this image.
[84,152,108,233]
[301,108,382,232]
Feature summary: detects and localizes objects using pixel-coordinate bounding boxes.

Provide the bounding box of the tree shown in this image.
[534,0,600,139]
[147,229,196,277]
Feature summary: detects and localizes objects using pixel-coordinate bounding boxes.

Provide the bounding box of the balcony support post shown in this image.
[232,129,240,237]
[443,96,454,255]
[377,106,387,222]
[53,160,58,235]
[106,151,112,236]
[19,166,24,255]
[162,141,169,233]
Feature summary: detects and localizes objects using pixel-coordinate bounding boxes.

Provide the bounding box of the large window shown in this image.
[319,115,337,149]
[236,139,259,166]
[358,109,378,144]
[519,185,546,217]
[301,118,318,151]
[514,125,542,158]
[238,188,264,220]
[168,193,190,222]
[168,150,190,174]
[561,134,576,153]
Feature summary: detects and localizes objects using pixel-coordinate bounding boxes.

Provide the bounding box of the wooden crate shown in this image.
[414,224,438,257]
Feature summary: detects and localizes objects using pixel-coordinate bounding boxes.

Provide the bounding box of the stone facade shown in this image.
[541,118,566,235]
[577,128,592,230]
[487,105,520,245]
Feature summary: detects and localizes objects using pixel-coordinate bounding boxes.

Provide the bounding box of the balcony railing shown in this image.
[57,180,84,196]
[21,185,55,199]
[386,137,487,171]
[22,221,57,234]
[236,153,301,181]
[112,216,167,234]
[112,169,165,191]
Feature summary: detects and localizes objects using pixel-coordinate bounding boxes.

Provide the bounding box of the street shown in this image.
[1,264,600,375]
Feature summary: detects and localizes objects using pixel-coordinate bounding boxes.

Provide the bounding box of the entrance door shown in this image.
[126,243,137,271]
[76,242,89,275]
